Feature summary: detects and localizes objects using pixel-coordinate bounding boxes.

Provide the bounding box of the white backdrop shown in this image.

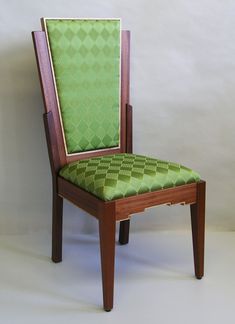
[0,0,235,234]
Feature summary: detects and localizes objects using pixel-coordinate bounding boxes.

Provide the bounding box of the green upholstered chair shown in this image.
[32,18,206,312]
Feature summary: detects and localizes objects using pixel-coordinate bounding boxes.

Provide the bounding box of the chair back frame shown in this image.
[32,27,131,174]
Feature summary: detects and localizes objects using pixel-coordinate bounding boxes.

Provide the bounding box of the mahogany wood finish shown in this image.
[190,181,206,279]
[119,104,132,245]
[58,177,106,219]
[32,26,206,312]
[119,219,130,245]
[52,192,63,263]
[126,104,133,154]
[43,111,63,262]
[115,182,197,220]
[99,205,116,311]
[120,31,130,153]
[33,32,66,168]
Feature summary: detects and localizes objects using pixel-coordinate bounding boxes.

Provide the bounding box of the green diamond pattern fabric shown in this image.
[45,19,120,153]
[59,153,201,201]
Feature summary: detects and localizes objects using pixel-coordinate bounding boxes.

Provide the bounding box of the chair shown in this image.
[32,18,206,312]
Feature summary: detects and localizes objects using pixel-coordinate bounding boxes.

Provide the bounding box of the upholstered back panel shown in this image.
[44,19,121,154]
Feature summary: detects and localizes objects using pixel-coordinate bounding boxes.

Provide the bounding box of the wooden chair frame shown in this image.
[32,26,206,312]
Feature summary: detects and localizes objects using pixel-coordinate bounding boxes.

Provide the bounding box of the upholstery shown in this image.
[59,153,200,201]
[45,19,121,153]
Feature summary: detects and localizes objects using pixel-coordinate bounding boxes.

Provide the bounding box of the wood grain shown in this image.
[120,31,130,153]
[190,180,206,279]
[32,31,67,168]
[119,103,132,244]
[115,182,197,220]
[99,205,116,311]
[52,192,63,263]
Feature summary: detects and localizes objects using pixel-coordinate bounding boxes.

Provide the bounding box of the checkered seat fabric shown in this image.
[59,154,201,201]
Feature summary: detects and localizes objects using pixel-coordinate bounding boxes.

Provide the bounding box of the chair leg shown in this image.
[52,191,63,263]
[99,214,116,312]
[119,219,130,245]
[190,181,206,279]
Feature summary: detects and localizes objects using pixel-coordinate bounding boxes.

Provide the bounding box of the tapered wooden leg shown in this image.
[99,212,116,311]
[190,181,206,279]
[119,219,130,245]
[52,191,63,263]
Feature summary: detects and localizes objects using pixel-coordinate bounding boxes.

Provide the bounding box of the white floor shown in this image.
[0,230,234,324]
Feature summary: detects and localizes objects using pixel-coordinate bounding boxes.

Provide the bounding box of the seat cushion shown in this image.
[59,154,200,201]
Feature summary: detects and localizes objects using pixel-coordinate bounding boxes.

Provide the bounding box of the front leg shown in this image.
[190,180,206,279]
[99,209,116,311]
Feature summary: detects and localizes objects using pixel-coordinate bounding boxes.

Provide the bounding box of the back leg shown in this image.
[52,191,63,263]
[119,219,130,245]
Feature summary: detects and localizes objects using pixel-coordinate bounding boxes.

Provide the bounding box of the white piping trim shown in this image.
[43,17,122,157]
[43,17,121,20]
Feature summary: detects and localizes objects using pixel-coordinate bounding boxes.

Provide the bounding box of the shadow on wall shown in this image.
[0,42,50,232]
[0,42,97,234]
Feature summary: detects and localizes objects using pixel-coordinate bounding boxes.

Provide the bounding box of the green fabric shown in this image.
[45,19,120,153]
[59,153,201,201]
